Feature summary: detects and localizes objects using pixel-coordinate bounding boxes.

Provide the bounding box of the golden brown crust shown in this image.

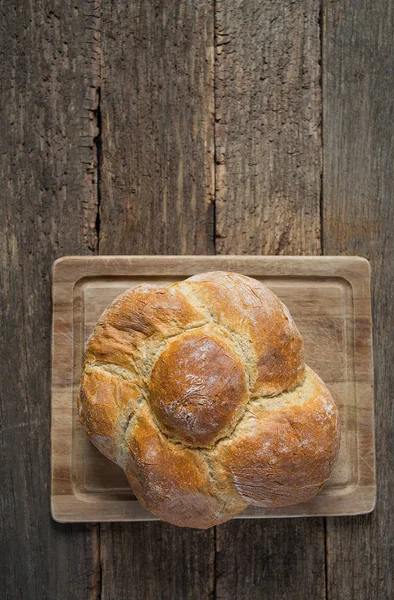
[78,364,142,463]
[98,283,207,337]
[123,406,245,529]
[177,271,304,396]
[149,327,248,447]
[209,367,340,507]
[78,272,340,529]
[85,284,208,379]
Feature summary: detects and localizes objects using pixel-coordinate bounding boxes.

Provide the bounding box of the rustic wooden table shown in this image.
[1,1,393,599]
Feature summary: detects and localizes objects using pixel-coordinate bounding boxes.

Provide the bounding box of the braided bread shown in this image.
[78,272,340,528]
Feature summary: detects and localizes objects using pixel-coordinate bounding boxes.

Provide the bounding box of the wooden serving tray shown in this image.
[51,256,376,522]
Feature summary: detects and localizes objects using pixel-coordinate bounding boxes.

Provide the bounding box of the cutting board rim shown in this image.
[51,255,376,523]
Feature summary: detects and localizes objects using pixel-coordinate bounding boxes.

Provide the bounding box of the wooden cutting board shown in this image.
[51,255,375,522]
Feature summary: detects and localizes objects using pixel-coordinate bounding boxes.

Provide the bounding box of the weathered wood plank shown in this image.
[323,0,394,597]
[214,1,326,598]
[99,2,216,598]
[215,0,322,255]
[99,0,215,255]
[100,523,214,600]
[0,0,101,598]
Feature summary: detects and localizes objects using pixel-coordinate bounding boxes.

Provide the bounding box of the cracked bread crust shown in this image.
[78,271,340,529]
[209,366,340,508]
[149,326,249,447]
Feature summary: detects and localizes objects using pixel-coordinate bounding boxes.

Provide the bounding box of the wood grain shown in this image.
[323,0,394,597]
[0,1,100,598]
[215,0,322,255]
[98,2,216,598]
[100,523,214,600]
[214,1,326,598]
[99,0,215,255]
[51,255,375,522]
[2,0,391,597]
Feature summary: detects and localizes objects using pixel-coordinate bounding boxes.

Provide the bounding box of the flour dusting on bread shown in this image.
[78,272,341,529]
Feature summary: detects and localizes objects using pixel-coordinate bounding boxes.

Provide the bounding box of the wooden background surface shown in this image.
[0,1,392,599]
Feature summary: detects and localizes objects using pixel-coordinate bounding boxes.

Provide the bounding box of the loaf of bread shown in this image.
[78,271,340,528]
